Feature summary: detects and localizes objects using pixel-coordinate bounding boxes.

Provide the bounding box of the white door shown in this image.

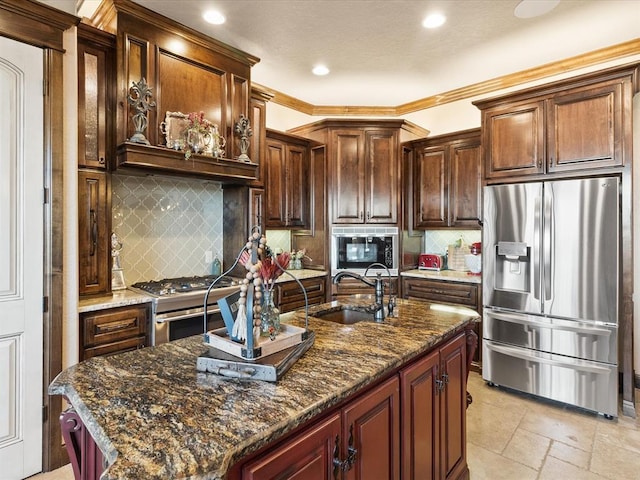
[0,36,44,479]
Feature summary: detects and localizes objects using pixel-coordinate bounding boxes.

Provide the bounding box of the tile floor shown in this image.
[30,372,640,480]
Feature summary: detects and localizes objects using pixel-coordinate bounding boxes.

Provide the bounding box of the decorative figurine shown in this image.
[127,78,156,145]
[234,114,253,162]
[111,232,126,290]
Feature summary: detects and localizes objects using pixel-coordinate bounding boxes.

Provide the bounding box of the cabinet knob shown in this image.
[99,157,105,165]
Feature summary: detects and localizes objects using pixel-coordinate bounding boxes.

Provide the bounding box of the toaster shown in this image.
[418,254,446,271]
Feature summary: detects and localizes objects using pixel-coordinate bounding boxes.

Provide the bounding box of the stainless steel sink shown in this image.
[312,308,375,325]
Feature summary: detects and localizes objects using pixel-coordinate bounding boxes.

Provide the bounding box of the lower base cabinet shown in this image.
[236,331,470,480]
[278,276,327,313]
[242,376,400,480]
[401,332,467,480]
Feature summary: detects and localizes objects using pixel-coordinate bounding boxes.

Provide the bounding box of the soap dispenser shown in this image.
[212,253,222,277]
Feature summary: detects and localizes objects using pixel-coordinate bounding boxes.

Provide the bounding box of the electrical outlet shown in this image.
[205,250,213,263]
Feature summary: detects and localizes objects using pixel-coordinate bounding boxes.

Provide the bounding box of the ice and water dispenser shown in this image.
[494,241,530,293]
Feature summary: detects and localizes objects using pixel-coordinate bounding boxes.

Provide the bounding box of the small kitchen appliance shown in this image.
[418,253,446,271]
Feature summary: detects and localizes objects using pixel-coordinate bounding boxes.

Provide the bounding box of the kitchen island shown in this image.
[50,298,478,480]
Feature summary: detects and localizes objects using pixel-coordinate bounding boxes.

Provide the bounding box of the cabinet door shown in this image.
[439,333,467,480]
[342,376,400,480]
[249,95,267,186]
[414,146,447,228]
[249,188,264,233]
[278,277,327,313]
[331,129,365,223]
[78,41,108,169]
[286,144,309,228]
[265,141,287,227]
[482,100,545,179]
[547,81,624,173]
[400,349,440,480]
[78,170,110,295]
[365,129,398,224]
[242,413,341,480]
[449,139,481,227]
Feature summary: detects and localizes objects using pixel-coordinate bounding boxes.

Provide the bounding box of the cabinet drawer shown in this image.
[278,277,327,313]
[402,278,477,307]
[332,277,398,299]
[82,336,147,360]
[81,304,149,349]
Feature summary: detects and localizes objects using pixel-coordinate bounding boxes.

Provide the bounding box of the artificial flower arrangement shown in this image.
[233,232,290,342]
[184,111,214,160]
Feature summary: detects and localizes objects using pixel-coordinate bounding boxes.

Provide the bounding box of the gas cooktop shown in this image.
[131,275,237,296]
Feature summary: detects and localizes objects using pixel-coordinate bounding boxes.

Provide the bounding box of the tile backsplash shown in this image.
[423,230,481,255]
[112,174,223,283]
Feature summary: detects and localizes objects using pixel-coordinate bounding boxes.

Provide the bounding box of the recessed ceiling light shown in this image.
[203,10,226,25]
[312,65,330,76]
[514,0,559,19]
[422,13,446,29]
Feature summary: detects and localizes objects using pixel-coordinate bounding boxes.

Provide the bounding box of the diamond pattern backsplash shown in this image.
[423,230,481,255]
[112,174,223,283]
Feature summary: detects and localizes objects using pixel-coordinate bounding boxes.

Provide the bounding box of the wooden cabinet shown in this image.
[109,2,258,182]
[400,332,467,480]
[78,170,111,296]
[242,413,341,480]
[77,24,115,297]
[277,276,327,313]
[288,119,429,227]
[80,304,149,360]
[402,277,481,370]
[77,24,114,170]
[249,87,272,187]
[236,331,471,480]
[332,277,398,301]
[265,129,313,228]
[330,128,399,224]
[474,64,637,181]
[410,129,481,229]
[242,376,400,480]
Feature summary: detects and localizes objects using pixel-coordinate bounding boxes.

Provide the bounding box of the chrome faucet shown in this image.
[333,263,394,321]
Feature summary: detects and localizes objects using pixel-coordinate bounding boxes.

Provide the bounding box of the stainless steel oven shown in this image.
[129,276,240,345]
[331,226,398,276]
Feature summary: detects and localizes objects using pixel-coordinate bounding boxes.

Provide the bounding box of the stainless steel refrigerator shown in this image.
[482,177,619,417]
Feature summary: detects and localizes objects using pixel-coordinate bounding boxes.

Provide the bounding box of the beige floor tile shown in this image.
[26,464,73,480]
[502,428,550,471]
[467,442,538,480]
[539,456,608,480]
[547,439,592,470]
[518,407,598,452]
[595,418,640,454]
[590,433,640,480]
[467,400,524,454]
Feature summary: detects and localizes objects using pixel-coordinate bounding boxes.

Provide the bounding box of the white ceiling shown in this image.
[82,0,640,107]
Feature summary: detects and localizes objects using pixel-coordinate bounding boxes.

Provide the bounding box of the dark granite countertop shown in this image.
[50,297,478,480]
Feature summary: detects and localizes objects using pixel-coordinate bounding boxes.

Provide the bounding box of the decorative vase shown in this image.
[186,127,211,154]
[260,289,280,339]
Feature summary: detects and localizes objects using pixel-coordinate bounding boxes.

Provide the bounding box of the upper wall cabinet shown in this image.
[289,119,429,226]
[97,0,259,182]
[474,63,639,181]
[408,129,481,230]
[264,129,315,229]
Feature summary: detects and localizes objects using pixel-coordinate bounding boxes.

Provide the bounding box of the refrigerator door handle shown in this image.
[543,186,553,303]
[485,342,613,374]
[533,195,541,302]
[487,311,614,336]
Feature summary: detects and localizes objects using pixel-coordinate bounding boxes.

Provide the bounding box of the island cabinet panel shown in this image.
[342,376,400,480]
[408,129,481,230]
[242,413,341,480]
[474,64,638,181]
[400,333,467,480]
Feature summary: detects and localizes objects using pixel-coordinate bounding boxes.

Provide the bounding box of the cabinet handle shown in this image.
[99,157,105,165]
[441,372,449,388]
[89,209,97,257]
[366,211,371,220]
[537,157,543,168]
[435,378,443,394]
[332,435,342,480]
[344,424,358,471]
[359,211,363,220]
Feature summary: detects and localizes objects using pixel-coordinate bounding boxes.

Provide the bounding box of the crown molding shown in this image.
[259,39,640,116]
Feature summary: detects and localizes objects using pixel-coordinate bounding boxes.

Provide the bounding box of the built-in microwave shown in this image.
[331,226,398,276]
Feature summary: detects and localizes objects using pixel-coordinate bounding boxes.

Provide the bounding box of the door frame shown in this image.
[0,0,79,471]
